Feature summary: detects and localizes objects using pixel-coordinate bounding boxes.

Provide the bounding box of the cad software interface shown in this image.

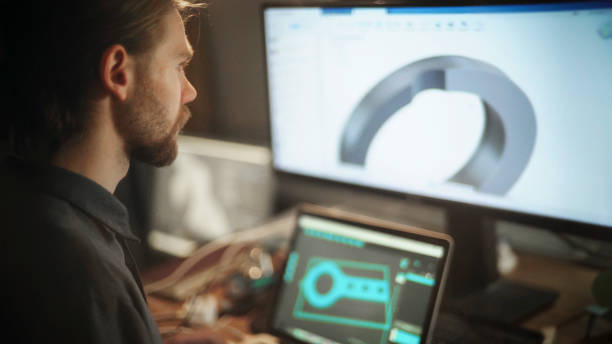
[273,214,446,344]
[263,2,612,228]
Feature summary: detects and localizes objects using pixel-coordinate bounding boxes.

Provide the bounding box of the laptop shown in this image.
[269,204,453,344]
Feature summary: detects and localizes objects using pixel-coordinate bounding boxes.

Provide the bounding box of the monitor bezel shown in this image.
[259,0,612,241]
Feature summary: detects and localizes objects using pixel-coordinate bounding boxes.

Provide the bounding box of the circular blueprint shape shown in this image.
[300,261,346,309]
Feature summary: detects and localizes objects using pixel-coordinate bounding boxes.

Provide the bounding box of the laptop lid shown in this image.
[270,204,453,344]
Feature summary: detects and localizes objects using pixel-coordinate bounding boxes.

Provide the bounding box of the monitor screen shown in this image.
[262,2,612,229]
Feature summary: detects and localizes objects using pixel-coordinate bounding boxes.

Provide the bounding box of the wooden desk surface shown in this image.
[145,248,611,344]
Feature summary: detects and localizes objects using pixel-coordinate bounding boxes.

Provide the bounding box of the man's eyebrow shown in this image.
[176,41,194,63]
[180,42,195,61]
[178,50,194,62]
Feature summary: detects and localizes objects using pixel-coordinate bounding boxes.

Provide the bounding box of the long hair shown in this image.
[2,0,205,159]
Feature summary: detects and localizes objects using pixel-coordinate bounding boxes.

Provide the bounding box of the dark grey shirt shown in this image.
[0,156,162,343]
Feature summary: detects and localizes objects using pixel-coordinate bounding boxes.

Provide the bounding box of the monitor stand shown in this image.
[442,206,559,324]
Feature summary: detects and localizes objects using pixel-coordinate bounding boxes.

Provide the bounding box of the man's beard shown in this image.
[115,81,192,167]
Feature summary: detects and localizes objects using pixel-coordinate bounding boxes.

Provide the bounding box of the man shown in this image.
[0,0,213,342]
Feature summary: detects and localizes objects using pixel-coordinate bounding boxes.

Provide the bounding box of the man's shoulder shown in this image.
[1,179,96,242]
[0,173,113,276]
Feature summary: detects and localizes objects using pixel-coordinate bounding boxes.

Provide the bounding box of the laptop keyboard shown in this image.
[432,311,544,344]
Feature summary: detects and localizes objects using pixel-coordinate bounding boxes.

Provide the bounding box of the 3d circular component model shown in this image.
[339,56,536,195]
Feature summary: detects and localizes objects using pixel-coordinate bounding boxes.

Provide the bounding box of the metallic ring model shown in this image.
[339,56,536,195]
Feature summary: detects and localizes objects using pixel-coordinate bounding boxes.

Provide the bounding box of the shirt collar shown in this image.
[7,156,140,242]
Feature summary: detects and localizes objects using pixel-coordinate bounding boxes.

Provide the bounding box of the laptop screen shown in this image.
[271,211,451,344]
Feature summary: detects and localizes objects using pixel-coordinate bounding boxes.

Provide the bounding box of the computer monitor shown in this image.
[261,0,612,296]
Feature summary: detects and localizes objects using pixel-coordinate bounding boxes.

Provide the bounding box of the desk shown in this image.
[504,251,611,343]
[144,247,611,344]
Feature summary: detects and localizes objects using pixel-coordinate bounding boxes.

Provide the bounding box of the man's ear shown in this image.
[100,44,133,101]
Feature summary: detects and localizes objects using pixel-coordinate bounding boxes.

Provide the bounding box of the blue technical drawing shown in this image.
[400,258,409,270]
[389,328,421,344]
[300,260,390,308]
[293,257,397,339]
[284,252,300,283]
[395,272,435,286]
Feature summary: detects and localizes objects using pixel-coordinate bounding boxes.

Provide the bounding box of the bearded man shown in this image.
[0,0,208,342]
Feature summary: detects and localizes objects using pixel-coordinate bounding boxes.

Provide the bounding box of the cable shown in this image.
[152,247,251,332]
[145,208,295,294]
[149,208,296,343]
